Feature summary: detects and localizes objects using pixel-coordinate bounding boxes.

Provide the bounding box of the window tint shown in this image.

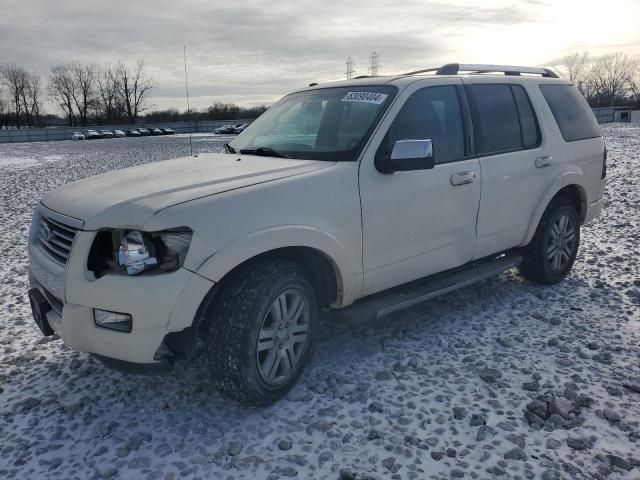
[540,84,601,141]
[468,84,521,154]
[377,86,465,163]
[512,85,540,148]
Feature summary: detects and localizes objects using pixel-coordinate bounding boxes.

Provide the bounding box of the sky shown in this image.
[1,0,639,113]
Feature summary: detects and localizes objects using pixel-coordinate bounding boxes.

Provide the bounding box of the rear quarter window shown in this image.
[539,84,601,141]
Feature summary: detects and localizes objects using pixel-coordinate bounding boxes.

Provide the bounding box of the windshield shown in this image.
[228,85,397,161]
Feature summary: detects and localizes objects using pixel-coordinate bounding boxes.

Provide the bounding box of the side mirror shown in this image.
[376,139,435,173]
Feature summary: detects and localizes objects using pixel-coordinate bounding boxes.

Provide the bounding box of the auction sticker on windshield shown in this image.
[341,91,388,104]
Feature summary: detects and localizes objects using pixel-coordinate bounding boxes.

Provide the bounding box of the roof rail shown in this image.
[402,63,559,78]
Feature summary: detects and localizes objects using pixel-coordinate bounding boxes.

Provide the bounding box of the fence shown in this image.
[592,108,615,124]
[0,120,253,144]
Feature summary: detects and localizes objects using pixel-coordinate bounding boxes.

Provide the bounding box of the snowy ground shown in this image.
[0,126,639,480]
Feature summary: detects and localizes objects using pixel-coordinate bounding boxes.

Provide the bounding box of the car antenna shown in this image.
[183,45,194,156]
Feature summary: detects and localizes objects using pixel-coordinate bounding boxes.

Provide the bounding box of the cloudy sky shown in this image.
[2,0,639,112]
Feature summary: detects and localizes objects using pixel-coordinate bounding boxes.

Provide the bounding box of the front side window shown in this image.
[229,86,397,161]
[376,85,466,164]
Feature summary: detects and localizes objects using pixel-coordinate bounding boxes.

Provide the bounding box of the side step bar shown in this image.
[344,252,522,320]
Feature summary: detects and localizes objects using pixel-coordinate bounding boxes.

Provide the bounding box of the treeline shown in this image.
[0,60,268,128]
[1,61,153,128]
[143,102,268,123]
[556,51,640,108]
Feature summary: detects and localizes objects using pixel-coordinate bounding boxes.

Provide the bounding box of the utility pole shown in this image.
[345,57,355,80]
[368,52,381,76]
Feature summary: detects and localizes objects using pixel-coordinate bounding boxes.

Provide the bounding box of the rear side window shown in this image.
[512,85,540,148]
[540,84,601,141]
[468,84,523,155]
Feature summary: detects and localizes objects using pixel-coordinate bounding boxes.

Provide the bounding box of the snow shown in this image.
[0,157,39,168]
[0,126,639,479]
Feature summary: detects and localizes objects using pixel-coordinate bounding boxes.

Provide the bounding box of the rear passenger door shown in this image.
[464,80,553,259]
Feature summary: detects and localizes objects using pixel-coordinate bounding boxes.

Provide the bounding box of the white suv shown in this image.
[28,64,606,405]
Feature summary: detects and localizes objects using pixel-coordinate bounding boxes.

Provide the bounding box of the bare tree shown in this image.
[95,65,120,123]
[626,58,640,107]
[70,61,97,126]
[560,51,590,83]
[114,60,153,124]
[590,53,636,107]
[18,71,43,127]
[49,64,76,126]
[0,95,7,127]
[1,64,27,128]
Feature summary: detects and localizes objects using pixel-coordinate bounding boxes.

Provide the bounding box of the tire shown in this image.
[519,197,581,284]
[201,257,317,406]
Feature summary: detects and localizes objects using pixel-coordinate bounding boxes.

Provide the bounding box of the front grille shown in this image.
[37,215,79,264]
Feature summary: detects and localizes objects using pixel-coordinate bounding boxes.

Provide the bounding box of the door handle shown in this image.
[450,171,476,186]
[535,155,553,168]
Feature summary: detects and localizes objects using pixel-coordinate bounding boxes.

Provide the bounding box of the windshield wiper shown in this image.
[224,143,236,153]
[239,147,291,159]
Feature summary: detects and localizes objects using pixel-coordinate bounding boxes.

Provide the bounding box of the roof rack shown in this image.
[402,63,559,78]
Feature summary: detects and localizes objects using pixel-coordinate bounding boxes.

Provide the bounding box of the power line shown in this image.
[368,52,381,76]
[183,45,193,156]
[345,57,355,80]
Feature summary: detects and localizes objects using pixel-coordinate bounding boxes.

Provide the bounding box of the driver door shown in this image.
[359,79,481,295]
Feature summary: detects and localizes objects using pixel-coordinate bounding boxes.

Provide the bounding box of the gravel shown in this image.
[1,125,639,479]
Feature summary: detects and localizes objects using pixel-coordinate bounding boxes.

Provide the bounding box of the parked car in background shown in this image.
[214,125,236,134]
[137,128,151,136]
[99,130,114,139]
[151,128,163,136]
[113,130,126,138]
[84,129,101,140]
[233,124,249,134]
[71,132,85,141]
[126,129,141,137]
[161,128,175,135]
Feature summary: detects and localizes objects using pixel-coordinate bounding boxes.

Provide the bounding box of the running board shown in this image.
[344,252,522,320]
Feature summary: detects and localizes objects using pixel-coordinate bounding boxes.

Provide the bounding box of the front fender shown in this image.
[193,225,360,307]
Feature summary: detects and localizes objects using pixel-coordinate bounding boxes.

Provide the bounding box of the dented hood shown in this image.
[42,152,332,230]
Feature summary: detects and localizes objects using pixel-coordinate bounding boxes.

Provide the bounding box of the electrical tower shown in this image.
[368,52,381,76]
[345,57,354,80]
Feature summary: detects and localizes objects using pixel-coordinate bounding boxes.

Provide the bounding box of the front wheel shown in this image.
[519,197,581,284]
[201,258,317,406]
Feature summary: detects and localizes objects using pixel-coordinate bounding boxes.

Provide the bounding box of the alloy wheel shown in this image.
[546,213,577,272]
[256,288,311,386]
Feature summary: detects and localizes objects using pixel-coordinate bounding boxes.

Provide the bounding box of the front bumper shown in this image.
[28,221,214,364]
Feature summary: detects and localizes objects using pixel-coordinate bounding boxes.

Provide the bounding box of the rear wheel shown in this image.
[201,258,317,405]
[519,198,580,284]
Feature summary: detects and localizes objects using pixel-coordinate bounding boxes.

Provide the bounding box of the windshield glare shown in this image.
[229,86,397,161]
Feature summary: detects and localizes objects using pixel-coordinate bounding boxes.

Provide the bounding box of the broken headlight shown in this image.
[88,228,192,277]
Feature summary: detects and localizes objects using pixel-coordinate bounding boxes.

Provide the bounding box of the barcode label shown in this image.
[341,91,388,104]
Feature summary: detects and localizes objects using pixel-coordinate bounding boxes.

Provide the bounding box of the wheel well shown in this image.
[217,247,340,309]
[552,185,586,223]
[164,247,341,362]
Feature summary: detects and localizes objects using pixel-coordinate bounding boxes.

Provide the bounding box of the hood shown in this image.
[42,152,332,230]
